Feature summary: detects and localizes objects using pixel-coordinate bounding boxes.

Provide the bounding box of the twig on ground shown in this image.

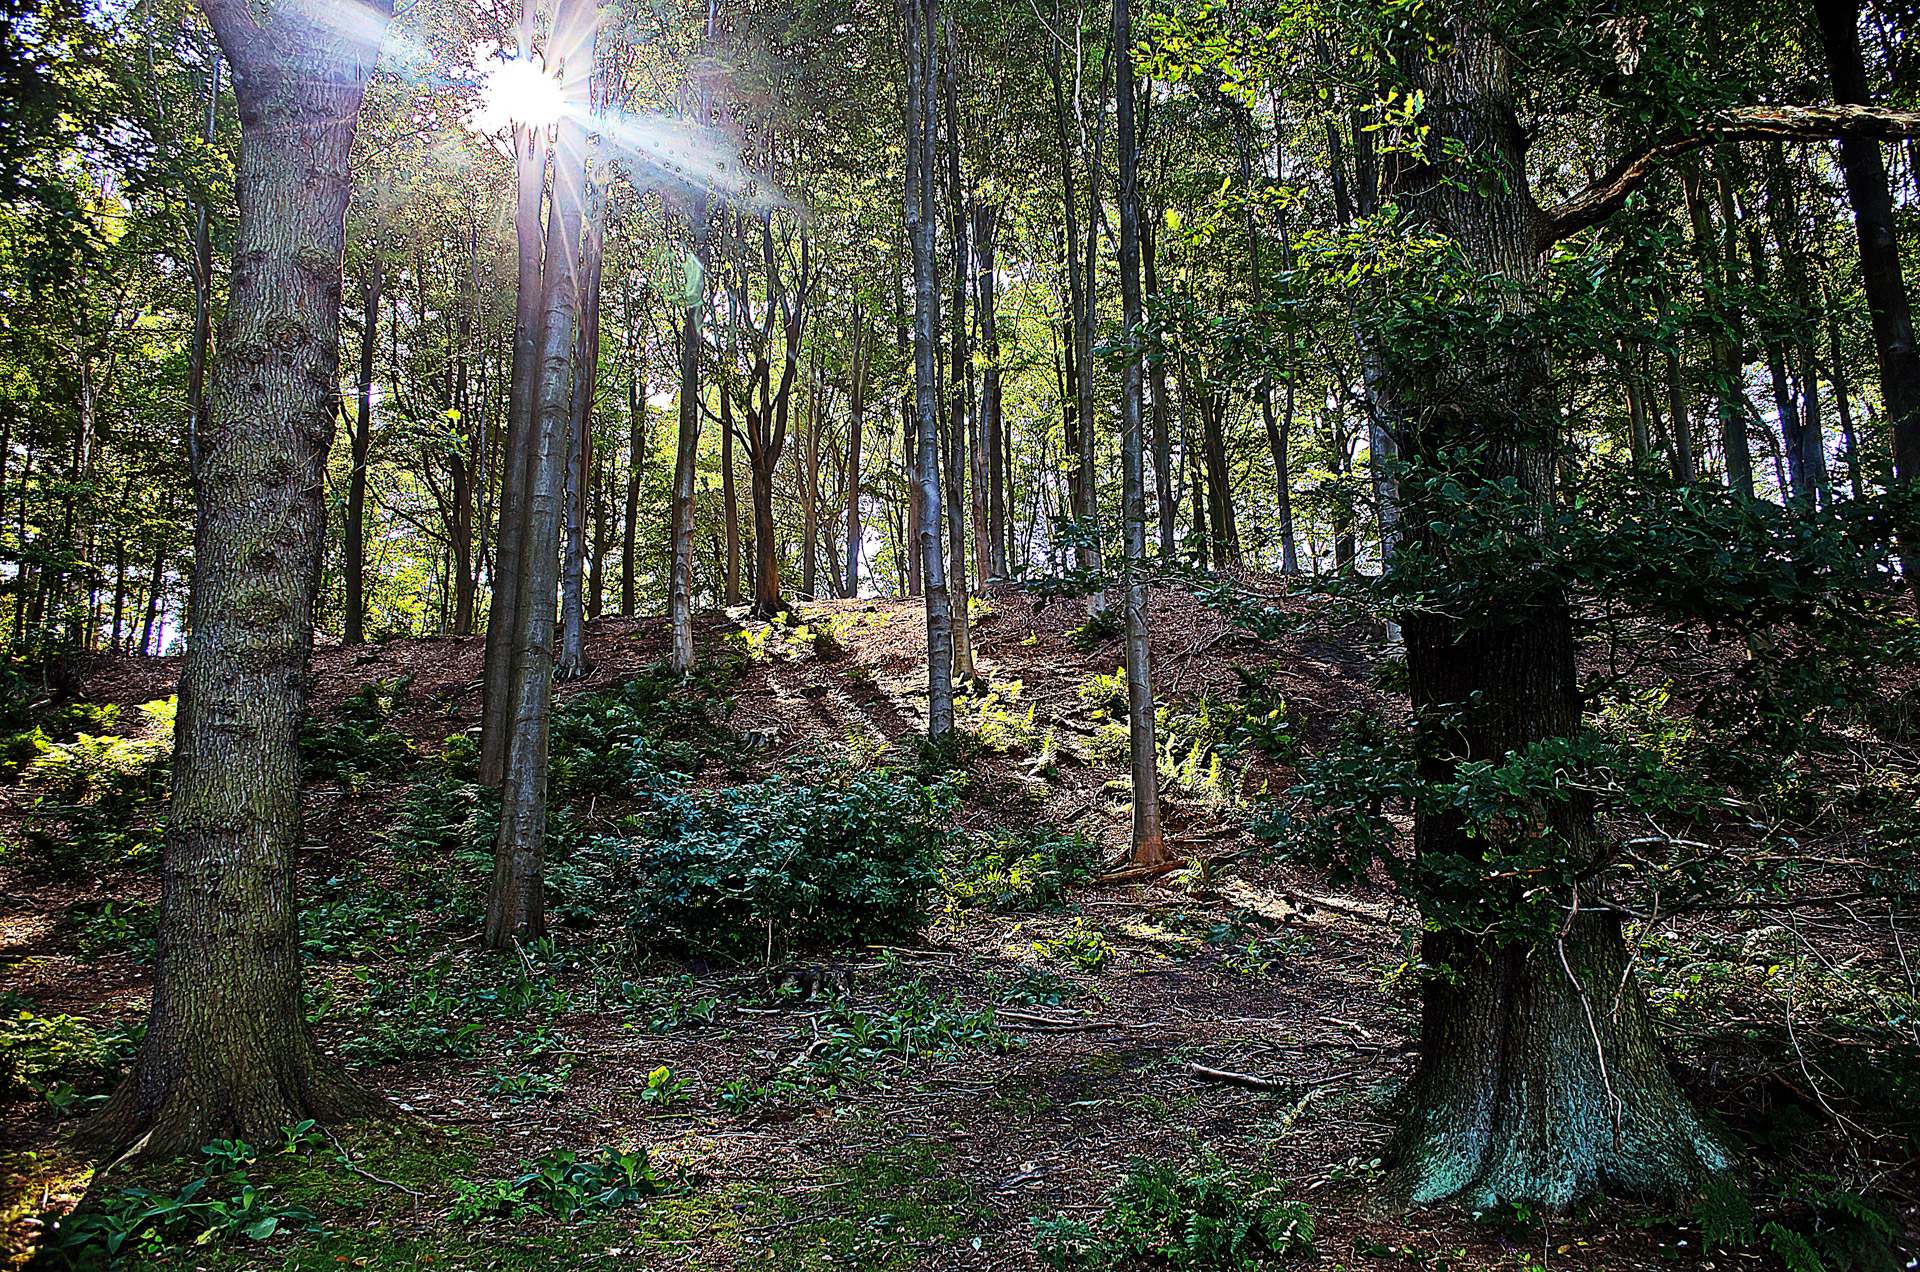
[322,1126,423,1202]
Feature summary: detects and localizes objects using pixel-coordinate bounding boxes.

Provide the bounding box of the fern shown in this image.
[1762,1222,1828,1272]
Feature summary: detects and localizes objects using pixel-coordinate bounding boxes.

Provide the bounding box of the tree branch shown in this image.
[1536,103,1920,251]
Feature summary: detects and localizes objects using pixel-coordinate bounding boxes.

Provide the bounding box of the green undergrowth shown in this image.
[1,696,174,874]
[300,678,417,786]
[942,826,1100,912]
[0,993,141,1120]
[1033,1154,1315,1269]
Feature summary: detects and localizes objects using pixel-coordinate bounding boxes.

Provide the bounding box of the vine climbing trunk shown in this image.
[84,0,393,1160]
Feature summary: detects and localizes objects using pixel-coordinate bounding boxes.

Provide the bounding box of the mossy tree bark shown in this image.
[84,0,391,1161]
[1380,18,1734,1212]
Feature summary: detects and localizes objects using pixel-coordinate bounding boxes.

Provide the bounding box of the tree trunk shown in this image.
[344,255,381,645]
[622,300,645,620]
[722,387,740,605]
[486,20,594,949]
[906,0,953,735]
[1113,0,1165,867]
[1666,351,1696,482]
[669,195,708,670]
[85,0,391,1159]
[1382,24,1734,1211]
[1827,290,1865,500]
[845,306,868,597]
[480,99,551,788]
[1814,0,1920,589]
[558,174,603,678]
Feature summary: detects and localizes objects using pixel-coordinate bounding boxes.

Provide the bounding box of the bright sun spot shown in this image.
[469,58,565,132]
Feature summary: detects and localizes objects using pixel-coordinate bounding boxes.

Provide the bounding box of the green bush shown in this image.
[943,828,1100,912]
[1033,1156,1314,1269]
[300,678,417,782]
[0,997,119,1098]
[621,767,953,957]
[548,661,744,795]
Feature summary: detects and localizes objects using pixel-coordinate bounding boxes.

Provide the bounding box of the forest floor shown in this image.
[0,584,1914,1271]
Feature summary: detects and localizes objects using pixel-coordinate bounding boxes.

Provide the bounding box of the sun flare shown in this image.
[469,57,565,132]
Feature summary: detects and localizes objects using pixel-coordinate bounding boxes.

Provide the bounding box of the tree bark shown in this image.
[1382,23,1734,1211]
[479,97,550,788]
[905,0,953,735]
[86,0,391,1159]
[485,11,594,949]
[344,255,381,645]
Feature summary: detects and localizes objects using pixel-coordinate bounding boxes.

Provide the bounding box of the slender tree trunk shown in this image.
[85,0,392,1158]
[139,542,165,656]
[479,97,551,788]
[558,174,603,678]
[1815,0,1920,591]
[845,307,868,597]
[1666,351,1697,482]
[1113,0,1165,867]
[622,304,644,619]
[906,0,953,735]
[669,194,709,670]
[722,388,740,605]
[974,204,1006,579]
[1827,289,1865,499]
[1683,168,1754,497]
[941,28,974,677]
[1142,213,1176,559]
[344,256,381,645]
[486,12,594,950]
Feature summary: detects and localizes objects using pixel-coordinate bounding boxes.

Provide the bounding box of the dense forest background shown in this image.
[3,0,1920,1267]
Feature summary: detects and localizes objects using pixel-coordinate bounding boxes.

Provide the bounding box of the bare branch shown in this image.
[1536,104,1920,250]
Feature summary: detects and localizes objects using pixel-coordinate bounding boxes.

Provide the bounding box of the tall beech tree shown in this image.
[485,0,597,949]
[904,0,953,736]
[85,0,392,1156]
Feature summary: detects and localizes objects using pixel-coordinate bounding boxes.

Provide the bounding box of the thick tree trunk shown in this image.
[1382,23,1734,1211]
[479,109,550,788]
[1815,0,1920,590]
[1397,917,1734,1210]
[906,0,953,735]
[344,256,381,645]
[486,41,593,949]
[86,0,391,1159]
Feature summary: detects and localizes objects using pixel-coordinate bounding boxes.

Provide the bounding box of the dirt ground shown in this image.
[1,586,1912,1271]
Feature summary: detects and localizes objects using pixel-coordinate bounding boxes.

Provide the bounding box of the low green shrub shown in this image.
[548,661,744,795]
[300,678,417,783]
[944,828,1100,912]
[1033,1156,1315,1269]
[621,767,953,958]
[0,997,125,1106]
[448,1146,691,1223]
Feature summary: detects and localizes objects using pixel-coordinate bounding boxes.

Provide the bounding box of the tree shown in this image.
[478,0,551,788]
[485,0,598,949]
[905,0,953,736]
[1813,0,1920,591]
[1111,0,1164,868]
[84,0,391,1157]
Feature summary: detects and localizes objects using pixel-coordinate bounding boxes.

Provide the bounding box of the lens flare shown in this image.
[469,58,566,132]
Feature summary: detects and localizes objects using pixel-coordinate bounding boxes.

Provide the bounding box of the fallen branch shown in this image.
[323,1126,422,1201]
[1187,1063,1290,1090]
